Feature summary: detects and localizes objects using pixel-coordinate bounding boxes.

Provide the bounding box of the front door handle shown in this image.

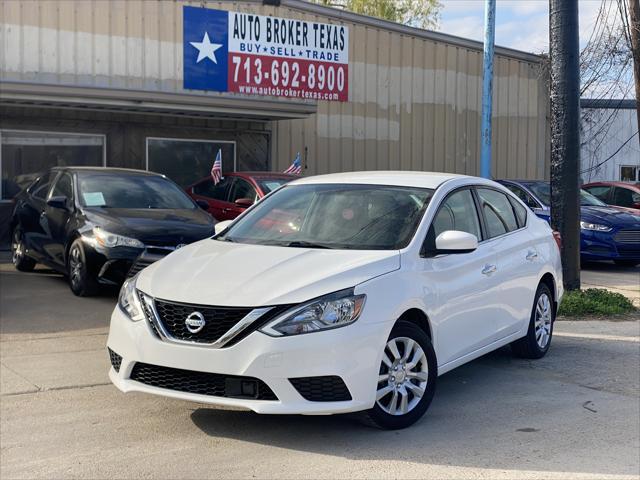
[481,264,497,276]
[526,250,538,261]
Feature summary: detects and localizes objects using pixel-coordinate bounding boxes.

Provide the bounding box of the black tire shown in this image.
[67,239,98,297]
[614,260,639,268]
[362,321,438,430]
[11,227,36,272]
[511,283,555,359]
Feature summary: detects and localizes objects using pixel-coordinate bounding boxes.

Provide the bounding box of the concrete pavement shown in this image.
[1,264,639,479]
[581,262,640,307]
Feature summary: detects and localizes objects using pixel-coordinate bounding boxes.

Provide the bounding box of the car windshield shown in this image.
[77,173,196,209]
[217,184,434,250]
[522,182,607,207]
[256,178,291,194]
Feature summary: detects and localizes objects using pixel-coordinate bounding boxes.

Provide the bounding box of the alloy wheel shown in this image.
[376,337,429,416]
[535,293,552,349]
[12,230,24,266]
[69,245,83,288]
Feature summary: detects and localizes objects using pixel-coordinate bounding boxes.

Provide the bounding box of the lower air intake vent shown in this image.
[130,362,278,400]
[289,376,352,402]
[108,348,122,372]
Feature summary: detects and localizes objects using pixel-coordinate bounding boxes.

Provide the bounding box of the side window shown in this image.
[193,177,231,201]
[584,186,611,202]
[51,173,73,200]
[229,178,257,203]
[31,173,52,200]
[612,187,634,208]
[504,183,539,209]
[508,196,528,228]
[477,188,519,239]
[432,189,482,239]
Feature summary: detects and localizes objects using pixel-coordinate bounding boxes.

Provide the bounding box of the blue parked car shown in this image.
[498,180,640,267]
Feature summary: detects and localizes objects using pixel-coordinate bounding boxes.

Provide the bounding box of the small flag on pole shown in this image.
[284,152,302,175]
[211,148,222,185]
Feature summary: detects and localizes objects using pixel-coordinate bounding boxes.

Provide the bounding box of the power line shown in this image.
[580,128,639,174]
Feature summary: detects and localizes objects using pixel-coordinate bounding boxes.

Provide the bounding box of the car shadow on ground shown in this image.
[189,345,635,477]
[0,265,118,335]
[581,260,640,273]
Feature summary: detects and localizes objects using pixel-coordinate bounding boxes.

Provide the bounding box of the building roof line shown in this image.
[581,98,637,110]
[274,0,544,64]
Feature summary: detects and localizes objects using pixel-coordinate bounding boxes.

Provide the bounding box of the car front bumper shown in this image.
[106,306,387,415]
[580,230,640,262]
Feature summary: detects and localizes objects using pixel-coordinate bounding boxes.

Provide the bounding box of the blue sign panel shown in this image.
[183,6,229,92]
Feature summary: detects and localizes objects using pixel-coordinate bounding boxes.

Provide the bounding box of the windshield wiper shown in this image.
[286,241,333,249]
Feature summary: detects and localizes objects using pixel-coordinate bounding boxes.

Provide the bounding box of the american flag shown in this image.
[284,152,302,175]
[211,149,222,185]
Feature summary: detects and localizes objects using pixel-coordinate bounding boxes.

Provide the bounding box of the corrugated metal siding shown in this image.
[581,106,640,182]
[267,4,550,178]
[1,0,550,179]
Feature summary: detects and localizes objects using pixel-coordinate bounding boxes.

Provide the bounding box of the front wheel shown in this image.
[12,228,36,272]
[67,239,98,297]
[511,283,554,359]
[363,321,437,430]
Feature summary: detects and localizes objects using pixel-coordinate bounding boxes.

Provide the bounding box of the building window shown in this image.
[0,130,105,201]
[620,165,639,182]
[146,138,236,189]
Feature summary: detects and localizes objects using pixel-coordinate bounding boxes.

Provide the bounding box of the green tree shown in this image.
[313,0,441,30]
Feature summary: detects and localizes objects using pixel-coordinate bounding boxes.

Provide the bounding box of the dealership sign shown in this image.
[183,6,349,102]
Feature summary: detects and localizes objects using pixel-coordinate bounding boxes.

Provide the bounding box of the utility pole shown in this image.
[480,0,496,179]
[549,0,581,291]
[629,0,640,147]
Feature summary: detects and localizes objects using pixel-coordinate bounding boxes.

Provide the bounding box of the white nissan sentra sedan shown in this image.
[108,172,563,429]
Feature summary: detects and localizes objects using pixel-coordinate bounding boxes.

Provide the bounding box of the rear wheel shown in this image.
[67,239,98,297]
[363,321,437,430]
[11,228,36,272]
[511,283,554,359]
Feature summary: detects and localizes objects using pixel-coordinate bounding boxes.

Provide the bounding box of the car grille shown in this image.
[108,348,122,372]
[153,299,253,344]
[289,376,352,402]
[614,230,640,244]
[130,362,278,400]
[127,258,156,278]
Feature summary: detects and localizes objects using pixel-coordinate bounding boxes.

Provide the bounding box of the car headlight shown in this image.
[93,227,144,248]
[260,289,366,337]
[580,221,612,232]
[118,274,145,322]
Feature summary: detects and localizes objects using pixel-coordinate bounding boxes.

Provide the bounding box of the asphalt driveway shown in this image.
[1,263,639,479]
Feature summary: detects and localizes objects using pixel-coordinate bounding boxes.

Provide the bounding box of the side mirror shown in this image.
[214,219,233,235]
[434,230,478,254]
[195,199,209,210]
[47,195,69,210]
[234,198,254,208]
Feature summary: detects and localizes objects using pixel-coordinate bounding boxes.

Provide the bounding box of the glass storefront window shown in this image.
[146,138,236,188]
[0,130,105,200]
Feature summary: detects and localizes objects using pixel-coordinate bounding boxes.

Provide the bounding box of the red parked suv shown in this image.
[186,172,297,220]
[582,181,640,211]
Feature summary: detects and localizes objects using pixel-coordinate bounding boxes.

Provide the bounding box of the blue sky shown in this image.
[439,0,604,53]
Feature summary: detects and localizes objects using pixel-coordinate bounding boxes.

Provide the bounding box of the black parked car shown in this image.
[11,167,215,296]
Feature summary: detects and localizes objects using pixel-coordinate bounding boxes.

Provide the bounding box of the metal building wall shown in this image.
[1,0,550,179]
[269,2,550,179]
[580,101,639,182]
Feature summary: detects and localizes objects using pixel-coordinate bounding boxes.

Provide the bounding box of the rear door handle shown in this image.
[526,250,538,261]
[481,264,497,276]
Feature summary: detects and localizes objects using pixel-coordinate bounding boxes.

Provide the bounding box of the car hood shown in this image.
[581,206,640,227]
[83,208,215,246]
[137,240,400,306]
